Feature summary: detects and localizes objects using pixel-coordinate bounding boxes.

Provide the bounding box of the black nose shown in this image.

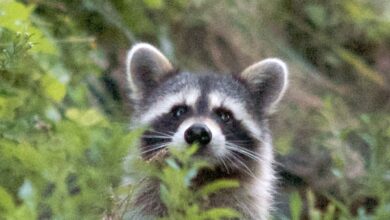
[184,124,212,145]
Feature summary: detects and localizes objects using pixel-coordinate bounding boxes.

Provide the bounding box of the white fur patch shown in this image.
[203,118,226,157]
[208,92,262,138]
[250,140,275,220]
[171,118,195,149]
[139,89,200,124]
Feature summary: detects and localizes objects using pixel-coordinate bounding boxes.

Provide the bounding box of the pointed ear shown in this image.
[240,58,288,113]
[126,43,174,98]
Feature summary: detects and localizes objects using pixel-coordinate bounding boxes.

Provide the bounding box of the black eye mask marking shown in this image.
[170,105,189,118]
[140,104,192,159]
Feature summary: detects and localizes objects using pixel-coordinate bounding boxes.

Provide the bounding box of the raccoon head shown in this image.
[127,43,288,179]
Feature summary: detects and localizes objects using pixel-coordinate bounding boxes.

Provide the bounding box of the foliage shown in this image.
[273,0,389,88]
[0,1,133,219]
[122,146,240,220]
[157,147,240,220]
[281,100,390,220]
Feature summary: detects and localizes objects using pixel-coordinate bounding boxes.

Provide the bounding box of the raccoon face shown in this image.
[127,43,288,177]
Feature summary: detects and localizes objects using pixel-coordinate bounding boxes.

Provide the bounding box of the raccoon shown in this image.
[124,43,288,220]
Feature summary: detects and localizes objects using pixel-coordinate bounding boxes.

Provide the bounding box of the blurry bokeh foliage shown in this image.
[0,0,389,219]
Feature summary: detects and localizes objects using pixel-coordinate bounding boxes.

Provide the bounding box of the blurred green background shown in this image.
[0,0,389,219]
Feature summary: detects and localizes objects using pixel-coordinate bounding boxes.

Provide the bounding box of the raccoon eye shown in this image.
[171,105,188,118]
[215,108,233,123]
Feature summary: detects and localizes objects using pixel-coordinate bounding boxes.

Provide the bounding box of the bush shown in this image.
[0,1,133,218]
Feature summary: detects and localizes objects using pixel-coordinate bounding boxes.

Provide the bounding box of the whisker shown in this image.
[224,131,271,147]
[149,130,175,136]
[217,156,230,174]
[228,152,257,179]
[140,143,168,155]
[225,144,255,158]
[142,135,172,139]
[229,139,252,144]
[227,141,260,155]
[224,156,236,172]
[225,142,264,162]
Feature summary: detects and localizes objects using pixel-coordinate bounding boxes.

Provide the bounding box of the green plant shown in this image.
[282,100,390,220]
[0,1,135,219]
[123,145,241,220]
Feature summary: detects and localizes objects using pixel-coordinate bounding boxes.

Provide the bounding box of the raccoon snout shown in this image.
[184,124,212,146]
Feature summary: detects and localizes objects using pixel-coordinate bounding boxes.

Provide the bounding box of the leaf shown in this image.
[0,1,35,31]
[184,167,198,186]
[143,0,164,9]
[159,184,171,206]
[41,74,66,102]
[304,4,327,28]
[198,179,239,197]
[65,108,105,126]
[0,186,15,213]
[15,143,46,171]
[335,47,385,87]
[275,134,293,156]
[289,191,302,220]
[201,208,241,219]
[166,158,180,170]
[0,94,25,120]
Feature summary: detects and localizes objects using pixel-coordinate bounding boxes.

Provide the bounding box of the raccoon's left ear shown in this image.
[126,43,174,98]
[240,58,288,112]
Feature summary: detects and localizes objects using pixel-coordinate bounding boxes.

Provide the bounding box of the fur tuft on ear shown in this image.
[240,58,288,113]
[126,43,174,98]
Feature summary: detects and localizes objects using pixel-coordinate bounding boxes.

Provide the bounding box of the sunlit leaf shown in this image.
[65,108,105,126]
[143,0,164,9]
[289,191,302,220]
[198,179,239,197]
[0,186,15,213]
[41,74,66,102]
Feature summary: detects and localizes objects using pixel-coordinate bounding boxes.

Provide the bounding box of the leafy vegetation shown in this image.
[1,0,389,219]
[0,1,133,218]
[119,146,241,220]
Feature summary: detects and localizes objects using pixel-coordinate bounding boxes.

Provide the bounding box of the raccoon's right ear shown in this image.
[126,43,174,98]
[240,58,288,113]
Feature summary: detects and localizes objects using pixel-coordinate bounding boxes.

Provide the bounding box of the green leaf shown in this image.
[275,134,293,156]
[41,74,66,102]
[0,186,15,213]
[0,94,25,120]
[289,191,302,220]
[65,108,105,126]
[198,179,239,197]
[166,158,180,170]
[0,1,35,31]
[143,0,164,9]
[304,4,327,28]
[201,207,241,219]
